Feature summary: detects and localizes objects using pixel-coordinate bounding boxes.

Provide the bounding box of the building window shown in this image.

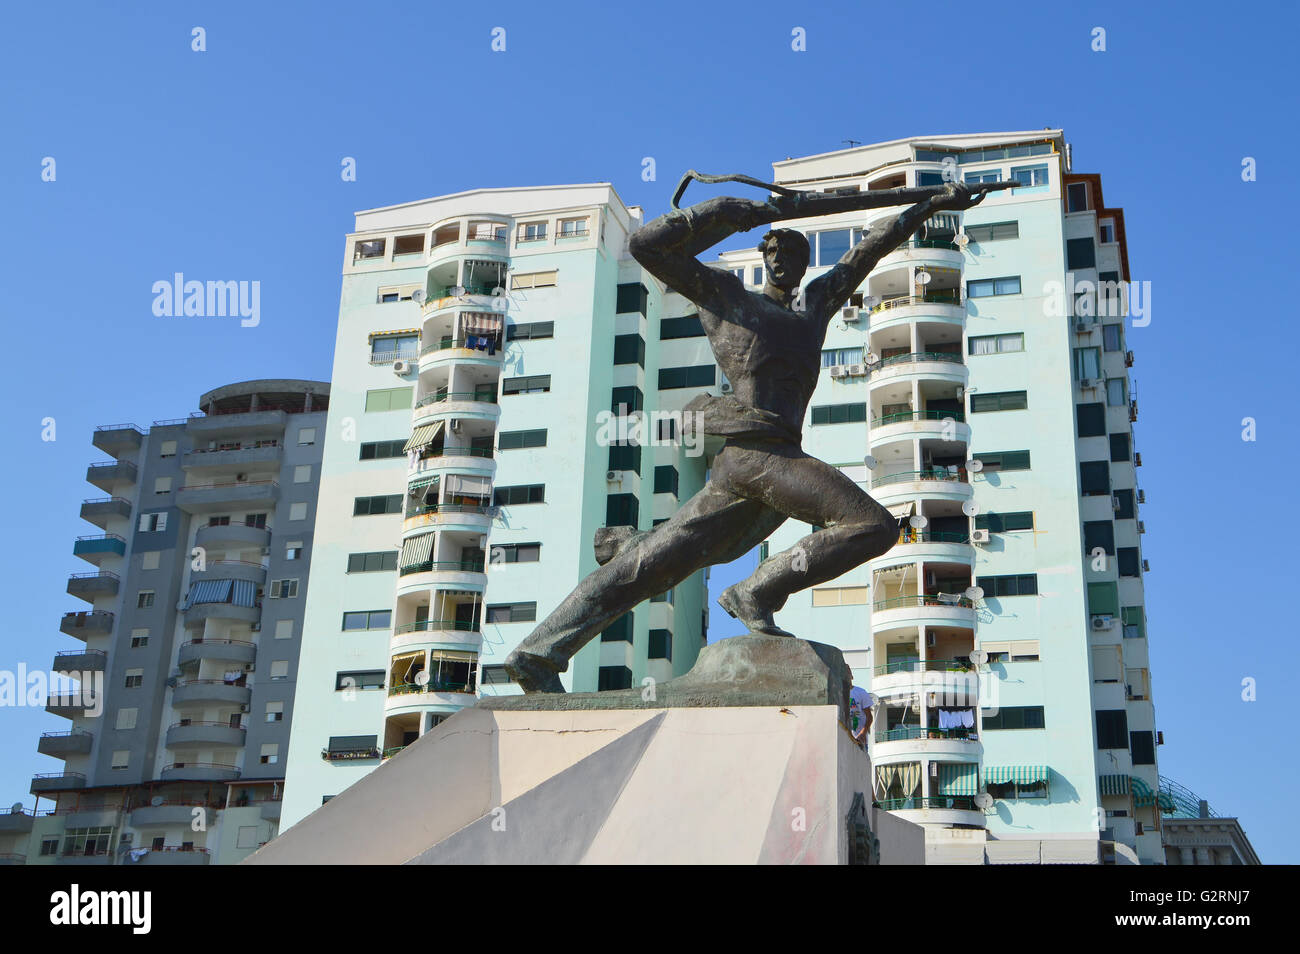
[517,221,548,243]
[822,346,864,367]
[975,574,1038,597]
[289,502,308,521]
[964,170,1002,185]
[293,465,312,484]
[335,671,385,690]
[1083,520,1115,555]
[1095,710,1129,749]
[494,484,545,506]
[1130,731,1156,765]
[370,334,418,362]
[486,602,537,624]
[1080,461,1110,496]
[606,494,639,527]
[975,511,1033,532]
[598,666,633,691]
[269,661,289,681]
[1102,323,1123,352]
[1067,182,1090,212]
[136,590,155,609]
[359,439,405,460]
[342,610,391,631]
[651,588,674,604]
[608,443,641,473]
[498,429,547,450]
[600,614,633,644]
[40,838,59,857]
[502,374,551,395]
[1076,402,1106,437]
[141,551,160,571]
[1117,547,1141,577]
[964,221,1018,243]
[1067,237,1097,270]
[353,238,385,263]
[809,228,851,267]
[274,619,293,640]
[616,282,649,316]
[660,314,704,339]
[63,827,115,857]
[1122,606,1145,640]
[507,321,554,341]
[129,632,148,649]
[353,494,403,515]
[981,706,1045,730]
[967,276,1021,298]
[268,579,299,599]
[811,402,867,425]
[971,450,1030,472]
[347,551,398,572]
[480,665,511,686]
[970,391,1027,413]
[1009,164,1049,188]
[364,387,413,413]
[115,707,138,730]
[1100,221,1116,243]
[658,365,716,390]
[510,270,558,290]
[613,334,646,367]
[1112,489,1135,520]
[393,233,425,257]
[1073,347,1101,381]
[124,669,143,689]
[285,541,304,560]
[1107,378,1127,407]
[558,216,589,237]
[138,512,167,532]
[654,465,679,497]
[159,440,177,458]
[1088,582,1119,617]
[491,542,541,564]
[611,386,644,414]
[968,333,1023,355]
[810,586,870,606]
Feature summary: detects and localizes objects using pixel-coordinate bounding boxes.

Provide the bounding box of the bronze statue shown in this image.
[505,175,1012,693]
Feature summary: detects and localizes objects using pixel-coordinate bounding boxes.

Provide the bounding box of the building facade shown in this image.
[280,187,713,828]
[9,380,328,866]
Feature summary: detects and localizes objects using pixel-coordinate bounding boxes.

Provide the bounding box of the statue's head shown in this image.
[757,228,809,291]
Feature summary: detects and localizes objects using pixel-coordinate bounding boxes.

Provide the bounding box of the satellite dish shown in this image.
[865,352,880,365]
[953,233,971,248]
[966,586,985,601]
[967,459,984,473]
[411,289,426,303]
[414,670,430,687]
[974,792,994,810]
[908,514,928,529]
[150,796,165,807]
[915,269,932,285]
[863,455,877,470]
[969,649,988,666]
[863,295,882,309]
[9,802,23,814]
[451,285,466,297]
[962,500,979,516]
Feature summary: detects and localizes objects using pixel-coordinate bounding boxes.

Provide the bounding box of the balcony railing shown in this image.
[872,351,964,372]
[68,570,120,582]
[179,479,278,492]
[869,292,963,314]
[399,560,487,577]
[405,503,493,518]
[382,745,409,759]
[393,618,480,635]
[320,748,381,762]
[369,349,419,365]
[873,594,974,611]
[877,796,978,812]
[873,409,965,426]
[415,391,499,408]
[873,658,973,676]
[875,726,977,742]
[388,680,475,696]
[415,445,494,460]
[894,530,970,545]
[429,282,499,299]
[872,468,969,486]
[419,336,502,357]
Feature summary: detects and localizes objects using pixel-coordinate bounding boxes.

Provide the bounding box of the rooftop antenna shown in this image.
[843,139,862,148]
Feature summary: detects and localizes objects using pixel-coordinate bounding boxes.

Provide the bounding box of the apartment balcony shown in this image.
[396,559,488,595]
[37,730,94,758]
[171,679,252,708]
[384,681,477,716]
[867,351,968,388]
[79,496,132,529]
[129,803,211,827]
[46,692,90,718]
[72,533,127,565]
[66,570,120,602]
[55,851,113,865]
[877,238,965,270]
[178,637,257,667]
[182,444,282,473]
[193,521,271,551]
[0,853,26,865]
[869,409,970,447]
[260,799,282,821]
[60,610,114,638]
[186,408,287,437]
[391,619,483,654]
[134,846,212,866]
[159,762,240,783]
[869,529,973,567]
[412,391,502,428]
[30,772,87,795]
[182,601,261,627]
[92,423,144,456]
[52,649,107,674]
[402,503,494,535]
[877,796,985,829]
[872,726,983,761]
[872,594,975,629]
[165,722,247,749]
[176,479,279,514]
[190,560,267,587]
[0,809,34,834]
[869,469,972,507]
[85,459,137,491]
[417,336,506,371]
[407,445,496,483]
[865,294,966,333]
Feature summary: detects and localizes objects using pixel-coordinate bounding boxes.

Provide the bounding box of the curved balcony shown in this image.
[412,391,501,428]
[417,336,505,372]
[870,529,973,567]
[391,619,483,654]
[79,496,132,529]
[190,560,267,587]
[134,846,211,866]
[37,730,94,758]
[402,503,494,535]
[872,727,983,762]
[31,772,86,794]
[395,563,488,598]
[871,594,975,630]
[60,610,114,639]
[66,570,119,602]
[867,352,968,391]
[165,722,247,749]
[171,680,251,708]
[876,239,965,271]
[865,294,966,334]
[877,796,986,829]
[178,638,257,667]
[159,762,240,783]
[869,469,972,507]
[869,410,969,447]
[384,681,477,716]
[407,446,496,482]
[183,601,261,627]
[194,521,272,551]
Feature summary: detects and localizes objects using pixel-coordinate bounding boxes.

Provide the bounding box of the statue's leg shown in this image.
[504,473,784,693]
[719,444,898,625]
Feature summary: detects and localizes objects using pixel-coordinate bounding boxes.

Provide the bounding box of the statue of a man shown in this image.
[505,179,1001,693]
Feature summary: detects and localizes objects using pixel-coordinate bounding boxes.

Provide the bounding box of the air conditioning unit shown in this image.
[850,364,868,376]
[1091,615,1114,631]
[1137,489,1145,504]
[1074,320,1091,333]
[1078,378,1098,389]
[1137,521,1145,534]
[829,365,848,378]
[1124,350,1134,367]
[1156,731,1165,745]
[1142,559,1150,572]
[239,705,250,713]
[1134,452,1142,466]
[392,360,411,375]
[841,306,861,322]
[720,380,734,394]
[1112,495,1121,512]
[606,470,622,482]
[970,528,991,545]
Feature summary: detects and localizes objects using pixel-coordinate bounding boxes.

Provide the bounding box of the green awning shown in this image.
[1100,774,1131,796]
[399,534,434,570]
[938,763,979,796]
[984,765,1050,785]
[1131,776,1156,805]
[403,420,445,453]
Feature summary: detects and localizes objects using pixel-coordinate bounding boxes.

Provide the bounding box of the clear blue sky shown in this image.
[2,0,1294,862]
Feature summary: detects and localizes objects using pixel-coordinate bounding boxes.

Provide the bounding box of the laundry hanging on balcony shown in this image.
[404,421,445,454]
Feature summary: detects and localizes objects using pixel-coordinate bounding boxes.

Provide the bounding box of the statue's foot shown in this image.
[504,649,566,694]
[718,583,795,638]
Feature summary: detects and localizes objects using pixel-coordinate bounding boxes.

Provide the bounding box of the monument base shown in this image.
[246,703,924,865]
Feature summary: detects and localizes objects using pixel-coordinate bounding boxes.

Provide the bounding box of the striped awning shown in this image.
[459,312,501,336]
[1100,774,1131,796]
[446,474,492,497]
[231,579,257,608]
[984,765,1050,785]
[189,579,233,605]
[429,650,477,663]
[1131,776,1160,807]
[404,421,445,453]
[886,501,916,519]
[938,763,979,796]
[368,328,419,340]
[399,534,434,570]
